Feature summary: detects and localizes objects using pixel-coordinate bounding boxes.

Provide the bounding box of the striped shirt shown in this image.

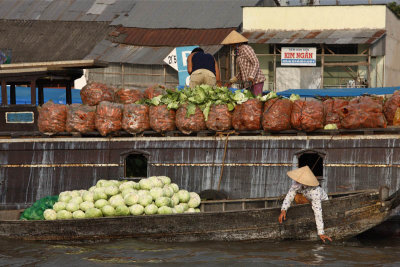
[236,44,266,85]
[281,181,329,235]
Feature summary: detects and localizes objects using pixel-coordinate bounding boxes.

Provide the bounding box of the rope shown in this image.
[217,131,233,191]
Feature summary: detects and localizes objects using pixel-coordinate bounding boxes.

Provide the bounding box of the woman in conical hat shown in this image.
[278,165,332,243]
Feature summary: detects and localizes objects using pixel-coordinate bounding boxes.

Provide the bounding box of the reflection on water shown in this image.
[0,237,399,266]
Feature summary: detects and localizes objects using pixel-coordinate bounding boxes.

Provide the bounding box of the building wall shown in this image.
[384,9,400,87]
[243,5,386,31]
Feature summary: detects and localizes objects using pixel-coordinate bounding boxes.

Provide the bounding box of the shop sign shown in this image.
[281,47,316,66]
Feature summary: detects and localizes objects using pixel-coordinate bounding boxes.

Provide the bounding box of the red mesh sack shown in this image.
[122,104,150,134]
[114,88,143,104]
[144,85,166,99]
[262,98,292,131]
[232,99,262,131]
[291,100,324,132]
[175,105,206,135]
[149,105,176,133]
[38,100,67,133]
[323,98,349,128]
[339,96,386,129]
[206,104,232,131]
[95,101,123,136]
[80,82,114,106]
[383,91,400,125]
[66,104,96,133]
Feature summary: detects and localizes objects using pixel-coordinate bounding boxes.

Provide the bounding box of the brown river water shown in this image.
[0,235,399,266]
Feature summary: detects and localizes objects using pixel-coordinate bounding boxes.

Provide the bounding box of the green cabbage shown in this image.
[66,202,79,212]
[82,191,94,202]
[109,195,125,208]
[104,185,119,197]
[150,187,164,200]
[144,204,158,215]
[72,210,86,219]
[129,204,144,215]
[85,208,102,218]
[69,196,83,205]
[115,205,130,216]
[158,176,171,185]
[139,178,153,190]
[155,197,171,208]
[101,205,116,217]
[139,194,153,207]
[124,193,140,206]
[56,210,73,220]
[53,202,66,212]
[119,181,135,192]
[80,201,94,211]
[157,206,173,215]
[44,209,57,220]
[177,190,190,203]
[170,183,179,193]
[94,199,109,209]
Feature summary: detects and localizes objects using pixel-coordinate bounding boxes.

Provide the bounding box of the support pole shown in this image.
[273,44,277,92]
[38,84,44,105]
[1,80,7,105]
[321,44,325,89]
[10,84,16,105]
[66,82,72,104]
[30,79,36,105]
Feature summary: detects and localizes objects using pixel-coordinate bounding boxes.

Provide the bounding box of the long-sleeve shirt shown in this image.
[281,181,329,235]
[236,44,266,85]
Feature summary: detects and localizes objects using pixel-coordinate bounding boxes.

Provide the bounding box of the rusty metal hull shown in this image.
[0,190,395,242]
[1,135,400,210]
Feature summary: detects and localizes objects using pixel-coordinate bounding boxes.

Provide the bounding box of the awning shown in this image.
[242,29,386,45]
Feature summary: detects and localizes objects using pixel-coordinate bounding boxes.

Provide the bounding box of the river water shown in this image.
[0,235,399,266]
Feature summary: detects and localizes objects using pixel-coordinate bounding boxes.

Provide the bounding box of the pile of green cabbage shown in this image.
[143,85,255,120]
[43,176,201,220]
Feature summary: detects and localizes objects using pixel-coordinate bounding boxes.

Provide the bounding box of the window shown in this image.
[298,152,323,178]
[125,154,148,178]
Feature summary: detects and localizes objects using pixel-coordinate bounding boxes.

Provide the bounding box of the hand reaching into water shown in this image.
[278,210,286,223]
[319,234,332,243]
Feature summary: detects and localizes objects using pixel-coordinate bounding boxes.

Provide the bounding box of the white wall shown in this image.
[384,9,400,87]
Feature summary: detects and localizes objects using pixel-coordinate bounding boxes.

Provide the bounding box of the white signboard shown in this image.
[164,48,178,71]
[281,47,317,66]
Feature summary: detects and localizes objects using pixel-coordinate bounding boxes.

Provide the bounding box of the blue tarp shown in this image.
[0,86,82,105]
[276,87,400,98]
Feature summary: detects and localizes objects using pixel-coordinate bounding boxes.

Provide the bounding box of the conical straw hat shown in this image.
[221,30,248,45]
[287,166,319,186]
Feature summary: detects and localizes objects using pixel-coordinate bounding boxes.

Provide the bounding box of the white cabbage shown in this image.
[124,193,139,206]
[158,176,171,185]
[115,205,130,216]
[109,195,125,208]
[139,178,153,190]
[88,186,97,192]
[173,205,185,213]
[93,191,107,201]
[82,191,94,202]
[188,197,201,208]
[69,196,83,205]
[121,188,136,198]
[139,194,153,207]
[144,204,158,215]
[70,191,80,198]
[170,183,179,193]
[66,202,79,212]
[53,202,66,212]
[150,187,164,200]
[157,206,173,214]
[163,186,174,198]
[58,194,71,203]
[119,181,135,191]
[149,176,164,188]
[177,190,190,203]
[94,199,109,209]
[85,207,103,218]
[129,204,144,215]
[177,203,189,211]
[186,208,196,213]
[104,185,119,197]
[79,201,94,211]
[43,209,57,220]
[56,210,73,220]
[72,210,86,219]
[195,208,201,212]
[101,205,116,217]
[171,194,180,206]
[155,197,171,208]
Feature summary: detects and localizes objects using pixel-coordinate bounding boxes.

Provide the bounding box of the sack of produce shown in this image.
[149,105,176,133]
[383,91,400,125]
[38,100,68,133]
[176,104,206,134]
[66,104,96,133]
[339,96,386,129]
[144,85,166,99]
[114,88,144,104]
[95,101,123,136]
[394,107,400,126]
[206,104,232,131]
[262,98,292,131]
[232,99,262,131]
[323,98,349,129]
[291,100,324,132]
[122,104,150,134]
[80,82,114,106]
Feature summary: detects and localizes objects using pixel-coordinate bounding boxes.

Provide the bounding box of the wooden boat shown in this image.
[0,188,399,242]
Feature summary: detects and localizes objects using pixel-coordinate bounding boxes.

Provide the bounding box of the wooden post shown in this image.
[30,79,36,105]
[367,47,371,88]
[38,84,44,105]
[273,44,277,92]
[10,84,16,105]
[321,44,325,89]
[66,82,72,104]
[1,80,7,105]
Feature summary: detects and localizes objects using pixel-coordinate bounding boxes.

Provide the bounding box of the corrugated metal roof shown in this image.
[242,29,386,45]
[0,20,112,63]
[111,0,272,29]
[109,27,236,46]
[85,40,222,65]
[0,0,135,22]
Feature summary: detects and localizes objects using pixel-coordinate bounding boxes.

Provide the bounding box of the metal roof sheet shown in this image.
[242,29,386,45]
[110,0,270,29]
[0,20,112,63]
[109,27,236,46]
[85,40,222,65]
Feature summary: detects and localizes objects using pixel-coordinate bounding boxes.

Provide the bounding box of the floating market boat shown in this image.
[0,188,399,242]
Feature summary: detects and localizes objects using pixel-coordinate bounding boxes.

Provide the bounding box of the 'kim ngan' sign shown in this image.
[281,47,316,66]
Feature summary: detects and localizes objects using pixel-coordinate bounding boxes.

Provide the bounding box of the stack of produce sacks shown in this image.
[37,100,68,134]
[80,82,114,106]
[42,176,201,220]
[383,90,400,125]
